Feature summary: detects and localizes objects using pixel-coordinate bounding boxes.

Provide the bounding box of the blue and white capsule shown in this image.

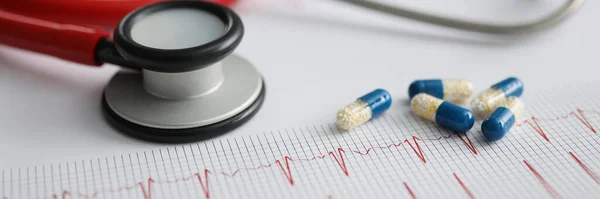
[409,79,473,103]
[481,96,525,141]
[471,77,524,119]
[336,89,392,130]
[411,93,475,133]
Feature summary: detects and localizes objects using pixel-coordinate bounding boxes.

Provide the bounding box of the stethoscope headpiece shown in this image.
[102,1,266,143]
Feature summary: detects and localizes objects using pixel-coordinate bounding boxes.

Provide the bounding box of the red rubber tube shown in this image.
[0,0,237,30]
[0,10,111,66]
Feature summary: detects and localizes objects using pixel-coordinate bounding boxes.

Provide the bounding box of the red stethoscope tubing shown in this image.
[0,0,236,66]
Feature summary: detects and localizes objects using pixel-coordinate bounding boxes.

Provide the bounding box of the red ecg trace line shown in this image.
[457,133,478,155]
[196,169,211,199]
[453,173,475,199]
[572,109,597,134]
[329,148,349,176]
[404,182,417,199]
[519,117,550,142]
[355,135,430,164]
[516,108,599,141]
[51,190,70,199]
[132,169,211,199]
[276,156,295,185]
[404,136,426,163]
[138,179,153,199]
[569,152,600,184]
[22,136,430,199]
[523,160,563,199]
[4,108,598,199]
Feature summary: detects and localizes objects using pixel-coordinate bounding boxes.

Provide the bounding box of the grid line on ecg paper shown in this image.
[227,138,250,197]
[289,129,321,198]
[34,167,38,198]
[369,120,403,198]
[215,140,233,198]
[90,160,96,195]
[241,137,266,197]
[380,116,410,189]
[17,169,20,199]
[288,129,314,197]
[2,82,600,199]
[248,134,273,198]
[390,114,424,197]
[305,126,353,199]
[397,114,438,198]
[224,139,245,197]
[345,122,386,198]
[351,123,388,198]
[176,147,192,198]
[147,151,160,199]
[375,114,409,196]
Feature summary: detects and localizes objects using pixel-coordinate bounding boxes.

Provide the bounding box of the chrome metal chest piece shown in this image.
[102,1,265,143]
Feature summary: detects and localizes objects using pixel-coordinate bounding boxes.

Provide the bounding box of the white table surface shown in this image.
[0,0,597,168]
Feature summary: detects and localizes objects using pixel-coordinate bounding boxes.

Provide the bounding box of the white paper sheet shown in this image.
[2,81,600,199]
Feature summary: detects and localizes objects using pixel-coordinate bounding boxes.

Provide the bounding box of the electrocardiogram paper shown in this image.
[2,82,600,199]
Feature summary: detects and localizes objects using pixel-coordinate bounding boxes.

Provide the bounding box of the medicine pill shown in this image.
[408,79,473,103]
[471,77,524,119]
[411,93,475,133]
[336,89,392,130]
[481,96,525,141]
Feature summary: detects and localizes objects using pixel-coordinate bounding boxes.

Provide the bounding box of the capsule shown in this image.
[408,79,473,103]
[411,93,475,133]
[481,96,525,141]
[336,89,392,130]
[470,77,524,119]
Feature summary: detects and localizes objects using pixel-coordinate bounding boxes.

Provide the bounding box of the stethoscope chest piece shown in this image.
[101,1,265,143]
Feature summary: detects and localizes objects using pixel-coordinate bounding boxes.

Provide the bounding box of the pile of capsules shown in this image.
[336,77,524,142]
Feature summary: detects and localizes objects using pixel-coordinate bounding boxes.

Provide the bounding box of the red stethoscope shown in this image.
[0,0,268,144]
[0,0,585,66]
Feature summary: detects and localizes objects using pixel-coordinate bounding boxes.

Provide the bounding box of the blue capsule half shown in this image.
[481,107,515,141]
[411,93,475,133]
[408,79,473,103]
[337,89,392,130]
[491,77,524,97]
[358,89,392,117]
[481,97,525,141]
[435,102,475,133]
[409,79,445,99]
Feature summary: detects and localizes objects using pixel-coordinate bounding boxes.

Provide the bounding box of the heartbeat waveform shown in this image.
[454,173,475,199]
[516,108,598,142]
[457,134,478,155]
[569,152,600,184]
[4,108,600,199]
[523,160,563,199]
[137,170,210,199]
[403,182,417,199]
